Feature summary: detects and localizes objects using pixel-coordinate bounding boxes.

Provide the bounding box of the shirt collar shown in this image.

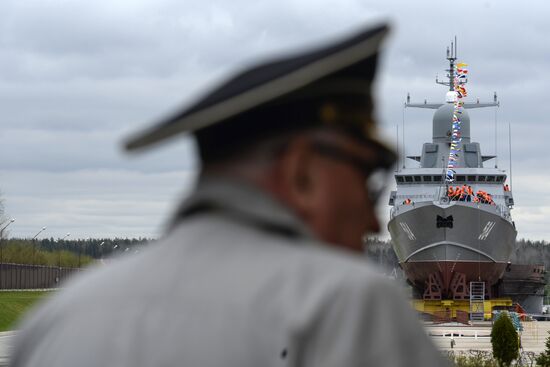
[171,175,314,240]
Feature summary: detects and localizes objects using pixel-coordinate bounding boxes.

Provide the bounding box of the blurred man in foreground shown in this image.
[11,23,448,366]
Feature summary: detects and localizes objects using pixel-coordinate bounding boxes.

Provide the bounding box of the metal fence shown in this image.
[0,262,80,289]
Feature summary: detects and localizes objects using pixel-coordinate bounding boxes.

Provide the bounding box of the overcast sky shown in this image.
[1,0,548,241]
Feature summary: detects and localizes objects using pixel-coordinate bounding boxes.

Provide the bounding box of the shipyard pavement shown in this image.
[427,321,550,353]
[0,331,16,367]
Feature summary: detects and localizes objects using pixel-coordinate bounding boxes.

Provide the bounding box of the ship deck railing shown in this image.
[390,199,512,223]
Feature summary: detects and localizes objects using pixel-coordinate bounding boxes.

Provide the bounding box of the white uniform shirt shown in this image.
[11,178,448,367]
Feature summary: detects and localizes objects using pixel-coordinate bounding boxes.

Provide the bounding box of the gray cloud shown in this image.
[1,169,197,238]
[0,0,548,239]
[2,127,198,172]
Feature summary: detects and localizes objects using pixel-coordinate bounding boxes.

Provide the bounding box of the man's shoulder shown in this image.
[171,212,392,286]
[288,241,401,302]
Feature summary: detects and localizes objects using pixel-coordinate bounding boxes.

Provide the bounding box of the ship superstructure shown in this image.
[388,43,517,302]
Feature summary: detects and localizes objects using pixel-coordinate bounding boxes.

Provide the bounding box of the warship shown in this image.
[387,42,519,302]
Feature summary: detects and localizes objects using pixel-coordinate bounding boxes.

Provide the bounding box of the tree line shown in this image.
[0,237,150,267]
[0,236,548,269]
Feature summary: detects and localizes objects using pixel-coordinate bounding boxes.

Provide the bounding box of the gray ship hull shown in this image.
[388,201,517,295]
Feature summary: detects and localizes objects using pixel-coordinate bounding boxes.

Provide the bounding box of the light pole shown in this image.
[56,233,70,285]
[31,226,47,265]
[0,218,15,289]
[78,240,82,268]
[78,237,89,269]
[58,233,70,268]
[30,226,46,289]
[0,219,15,235]
[32,226,47,240]
[99,241,105,259]
[0,218,15,263]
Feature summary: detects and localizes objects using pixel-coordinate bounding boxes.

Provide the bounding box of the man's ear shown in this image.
[278,136,317,215]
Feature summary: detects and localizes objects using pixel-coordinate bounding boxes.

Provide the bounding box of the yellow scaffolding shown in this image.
[412,298,513,320]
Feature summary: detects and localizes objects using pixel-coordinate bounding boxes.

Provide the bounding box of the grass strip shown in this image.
[0,291,53,331]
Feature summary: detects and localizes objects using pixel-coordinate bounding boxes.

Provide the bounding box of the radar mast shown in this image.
[435,36,466,92]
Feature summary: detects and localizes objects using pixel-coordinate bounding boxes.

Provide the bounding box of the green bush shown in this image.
[452,354,498,367]
[491,312,519,366]
[1,241,93,267]
[536,331,550,366]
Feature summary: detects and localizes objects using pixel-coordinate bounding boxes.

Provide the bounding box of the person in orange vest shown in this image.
[481,192,488,204]
[451,187,458,200]
[458,187,465,201]
[476,190,485,204]
[403,198,412,205]
[448,186,455,198]
[459,184,467,201]
[453,186,462,200]
[473,196,480,203]
[466,185,473,202]
[487,193,494,205]
[504,184,510,192]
